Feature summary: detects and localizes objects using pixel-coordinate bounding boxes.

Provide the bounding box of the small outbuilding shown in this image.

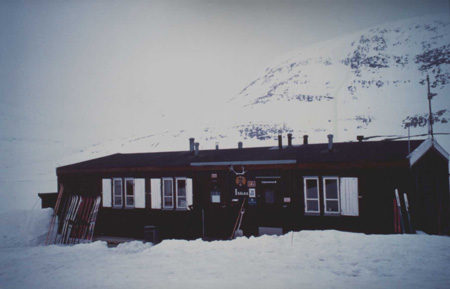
[40,135,450,241]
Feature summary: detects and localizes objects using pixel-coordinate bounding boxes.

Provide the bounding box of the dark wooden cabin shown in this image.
[40,135,450,241]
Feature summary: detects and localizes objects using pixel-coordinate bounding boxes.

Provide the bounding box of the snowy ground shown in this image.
[1,209,450,289]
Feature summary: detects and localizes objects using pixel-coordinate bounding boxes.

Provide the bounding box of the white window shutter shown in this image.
[102,179,112,208]
[151,178,162,209]
[135,178,146,209]
[186,178,193,209]
[340,178,359,216]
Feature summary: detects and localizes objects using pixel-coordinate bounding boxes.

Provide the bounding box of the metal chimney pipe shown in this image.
[238,141,243,149]
[287,133,293,146]
[303,135,308,145]
[189,138,195,152]
[194,142,199,156]
[215,142,219,150]
[278,135,282,149]
[328,134,334,151]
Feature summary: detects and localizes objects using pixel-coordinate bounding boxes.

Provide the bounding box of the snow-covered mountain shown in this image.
[1,14,449,211]
[72,14,450,154]
[228,14,450,142]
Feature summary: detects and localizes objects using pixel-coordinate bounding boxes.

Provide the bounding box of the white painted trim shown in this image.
[433,140,450,160]
[186,178,193,209]
[112,178,123,208]
[134,178,146,209]
[102,179,112,208]
[340,177,359,216]
[303,176,320,213]
[190,160,296,166]
[323,177,340,215]
[409,139,449,166]
[162,178,174,209]
[150,179,161,209]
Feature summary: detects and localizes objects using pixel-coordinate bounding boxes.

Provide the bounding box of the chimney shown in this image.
[189,138,195,152]
[303,135,309,145]
[215,142,219,150]
[278,135,282,149]
[194,142,199,156]
[327,134,334,152]
[238,141,243,149]
[287,133,293,146]
[357,135,364,142]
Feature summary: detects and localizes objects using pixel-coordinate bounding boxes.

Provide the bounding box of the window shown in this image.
[302,176,358,216]
[113,178,123,208]
[102,178,144,209]
[210,185,221,203]
[323,177,340,214]
[124,178,135,208]
[176,178,187,209]
[151,177,193,210]
[162,178,174,209]
[304,177,320,213]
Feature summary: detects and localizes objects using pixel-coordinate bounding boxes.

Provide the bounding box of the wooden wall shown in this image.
[52,158,449,239]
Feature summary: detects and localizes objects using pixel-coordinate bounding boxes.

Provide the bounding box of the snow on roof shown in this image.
[408,138,450,167]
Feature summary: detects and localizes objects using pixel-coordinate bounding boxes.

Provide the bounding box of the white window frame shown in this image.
[323,176,340,215]
[112,178,123,208]
[162,178,174,209]
[304,176,320,214]
[124,178,135,208]
[175,177,188,210]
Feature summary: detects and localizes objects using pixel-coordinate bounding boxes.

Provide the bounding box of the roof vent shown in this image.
[328,134,334,152]
[189,138,195,152]
[303,135,309,145]
[357,135,364,142]
[215,142,219,150]
[238,141,243,149]
[278,135,282,150]
[287,133,293,146]
[194,142,199,156]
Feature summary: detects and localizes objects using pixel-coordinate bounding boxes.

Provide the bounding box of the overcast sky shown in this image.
[1,0,448,144]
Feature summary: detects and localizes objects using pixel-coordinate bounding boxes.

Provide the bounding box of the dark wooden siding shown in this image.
[51,155,448,239]
[411,149,450,235]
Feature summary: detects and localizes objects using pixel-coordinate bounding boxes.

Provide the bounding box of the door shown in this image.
[256,179,283,235]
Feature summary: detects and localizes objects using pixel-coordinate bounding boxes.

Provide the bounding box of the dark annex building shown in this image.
[40,135,450,242]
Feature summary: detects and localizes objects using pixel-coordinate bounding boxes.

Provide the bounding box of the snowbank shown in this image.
[1,209,449,289]
[0,208,52,248]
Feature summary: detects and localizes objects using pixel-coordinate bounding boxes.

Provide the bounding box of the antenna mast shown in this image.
[427,75,437,141]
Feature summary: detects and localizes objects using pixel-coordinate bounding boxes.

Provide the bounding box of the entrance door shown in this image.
[256,179,283,235]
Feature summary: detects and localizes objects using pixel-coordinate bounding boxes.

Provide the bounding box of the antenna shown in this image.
[426,75,437,141]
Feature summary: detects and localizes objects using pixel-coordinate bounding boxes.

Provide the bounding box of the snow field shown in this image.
[1,209,450,289]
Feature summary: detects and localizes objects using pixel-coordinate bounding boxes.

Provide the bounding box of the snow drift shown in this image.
[1,207,449,289]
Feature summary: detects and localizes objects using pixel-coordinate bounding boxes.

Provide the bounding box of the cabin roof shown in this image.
[57,139,427,174]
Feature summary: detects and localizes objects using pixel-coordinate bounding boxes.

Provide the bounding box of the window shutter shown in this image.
[186,178,193,209]
[340,178,359,216]
[135,178,146,209]
[150,178,162,209]
[102,179,112,208]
